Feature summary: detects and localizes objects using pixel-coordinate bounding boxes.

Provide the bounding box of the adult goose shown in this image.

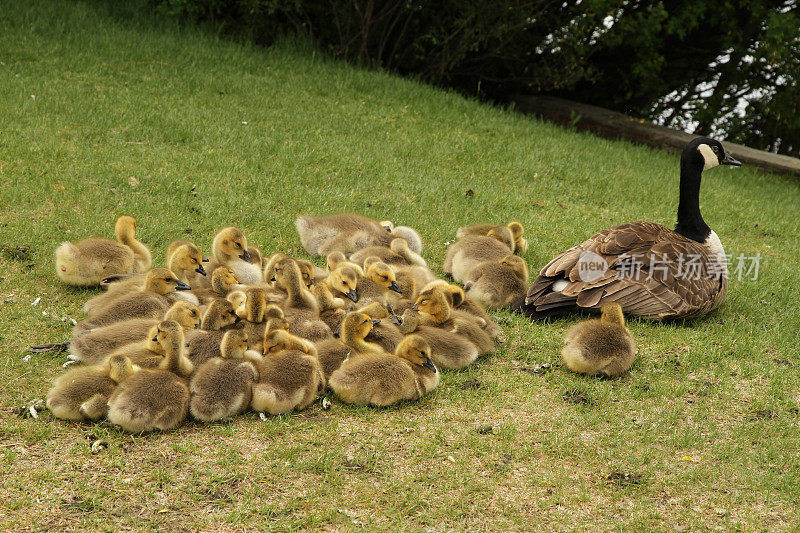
[514,138,741,320]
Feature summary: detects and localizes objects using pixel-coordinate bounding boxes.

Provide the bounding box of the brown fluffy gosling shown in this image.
[69,300,200,364]
[443,227,515,283]
[463,255,529,310]
[189,330,260,422]
[328,334,439,407]
[106,321,194,432]
[76,268,191,333]
[561,303,637,378]
[55,215,149,286]
[46,354,138,421]
[456,221,528,255]
[251,330,325,415]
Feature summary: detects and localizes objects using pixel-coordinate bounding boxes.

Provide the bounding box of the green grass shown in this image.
[2,0,800,530]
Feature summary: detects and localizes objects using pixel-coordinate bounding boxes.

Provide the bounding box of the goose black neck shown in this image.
[674,155,711,243]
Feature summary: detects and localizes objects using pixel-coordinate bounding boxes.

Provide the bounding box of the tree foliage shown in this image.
[151,0,800,157]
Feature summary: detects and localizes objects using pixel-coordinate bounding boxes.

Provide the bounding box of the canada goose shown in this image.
[75,268,191,332]
[328,334,439,407]
[313,337,351,379]
[412,288,495,355]
[186,299,241,367]
[339,311,385,356]
[561,303,637,377]
[314,309,385,378]
[251,330,325,415]
[420,281,504,340]
[193,227,261,287]
[46,354,138,421]
[516,138,741,319]
[326,251,348,271]
[349,238,428,268]
[353,259,404,308]
[296,259,316,288]
[263,252,290,286]
[106,324,166,369]
[247,245,264,271]
[189,330,259,421]
[357,301,405,353]
[106,321,194,432]
[273,258,332,341]
[239,287,283,351]
[227,289,247,315]
[312,281,348,333]
[443,228,515,283]
[463,255,529,310]
[68,300,200,364]
[325,262,363,303]
[457,221,528,255]
[192,266,242,305]
[101,241,206,299]
[397,308,479,370]
[295,214,422,256]
[55,215,141,286]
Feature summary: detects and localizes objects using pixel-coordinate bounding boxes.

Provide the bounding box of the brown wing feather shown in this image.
[520,222,727,319]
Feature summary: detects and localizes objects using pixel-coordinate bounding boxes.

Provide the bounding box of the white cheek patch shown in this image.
[697,144,719,170]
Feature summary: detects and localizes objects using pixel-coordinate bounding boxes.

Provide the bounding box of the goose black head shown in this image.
[684,137,741,171]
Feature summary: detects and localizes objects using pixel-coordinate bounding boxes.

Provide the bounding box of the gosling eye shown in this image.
[190,310,197,316]
[381,275,388,281]
[235,242,242,248]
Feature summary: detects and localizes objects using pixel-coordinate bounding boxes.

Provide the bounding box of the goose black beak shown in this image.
[411,304,419,311]
[371,319,381,326]
[721,153,742,166]
[240,249,253,263]
[423,358,437,372]
[346,289,359,303]
[175,280,191,291]
[195,265,207,276]
[389,281,402,294]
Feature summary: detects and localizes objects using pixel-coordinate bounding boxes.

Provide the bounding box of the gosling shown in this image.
[561,303,637,378]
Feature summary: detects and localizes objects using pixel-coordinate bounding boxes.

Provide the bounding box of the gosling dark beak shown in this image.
[240,249,253,263]
[152,335,158,342]
[270,276,276,282]
[194,322,200,329]
[423,358,437,372]
[721,153,742,166]
[411,304,419,311]
[202,256,209,262]
[389,281,402,294]
[233,314,241,324]
[185,342,190,347]
[195,264,207,276]
[371,319,381,326]
[308,278,315,286]
[346,289,359,303]
[175,280,191,291]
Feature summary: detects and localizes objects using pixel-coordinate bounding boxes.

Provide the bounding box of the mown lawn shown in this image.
[1,1,800,530]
